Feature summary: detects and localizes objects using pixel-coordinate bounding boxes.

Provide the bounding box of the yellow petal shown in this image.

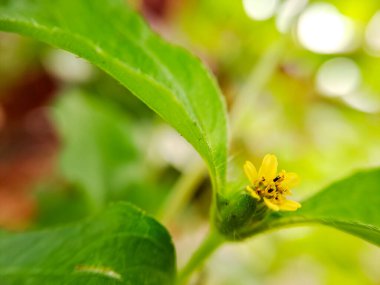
[258,154,278,182]
[281,172,299,189]
[264,197,280,211]
[244,161,258,184]
[246,186,260,200]
[278,199,301,211]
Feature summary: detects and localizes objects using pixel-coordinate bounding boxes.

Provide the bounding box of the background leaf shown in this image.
[0,0,228,193]
[52,90,139,210]
[266,169,380,246]
[0,202,176,284]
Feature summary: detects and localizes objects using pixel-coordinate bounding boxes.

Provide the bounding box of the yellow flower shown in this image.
[244,154,301,212]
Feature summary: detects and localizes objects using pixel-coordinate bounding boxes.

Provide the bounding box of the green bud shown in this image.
[214,190,270,240]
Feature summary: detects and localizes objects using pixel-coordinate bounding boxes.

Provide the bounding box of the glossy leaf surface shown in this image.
[0,202,176,284]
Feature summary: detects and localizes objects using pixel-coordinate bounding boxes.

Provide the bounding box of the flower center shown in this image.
[253,174,287,201]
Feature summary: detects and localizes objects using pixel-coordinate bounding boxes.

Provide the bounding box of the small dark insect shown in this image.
[273,176,280,182]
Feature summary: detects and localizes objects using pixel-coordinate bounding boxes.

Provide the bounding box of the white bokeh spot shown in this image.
[365,11,380,56]
[243,0,280,21]
[316,57,361,97]
[297,3,356,54]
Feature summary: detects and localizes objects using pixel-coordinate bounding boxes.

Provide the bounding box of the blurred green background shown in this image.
[1,0,380,284]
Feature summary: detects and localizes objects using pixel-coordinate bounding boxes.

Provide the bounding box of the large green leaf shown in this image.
[265,169,380,245]
[0,0,228,193]
[0,202,176,284]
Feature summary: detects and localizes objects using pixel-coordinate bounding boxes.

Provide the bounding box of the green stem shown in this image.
[156,159,207,224]
[177,229,225,285]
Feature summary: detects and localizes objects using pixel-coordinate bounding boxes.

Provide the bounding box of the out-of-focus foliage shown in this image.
[53,91,139,209]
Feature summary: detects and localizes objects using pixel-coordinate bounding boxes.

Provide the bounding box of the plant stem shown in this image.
[156,158,207,224]
[177,229,225,285]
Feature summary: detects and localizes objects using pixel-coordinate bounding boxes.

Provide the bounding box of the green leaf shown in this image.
[267,169,380,246]
[0,202,176,284]
[53,90,139,209]
[0,0,228,193]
